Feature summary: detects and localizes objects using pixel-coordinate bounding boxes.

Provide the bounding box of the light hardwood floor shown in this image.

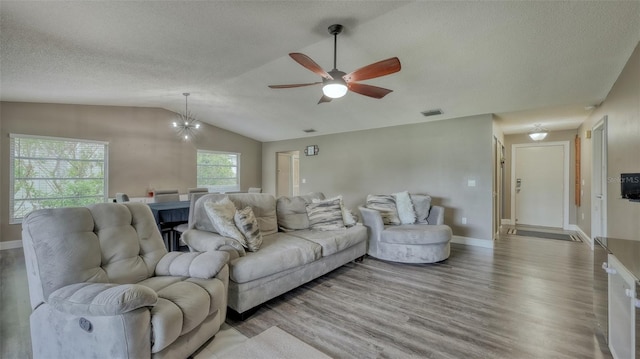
[1,232,612,358]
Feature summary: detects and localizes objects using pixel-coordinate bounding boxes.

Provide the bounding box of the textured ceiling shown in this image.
[1,1,639,141]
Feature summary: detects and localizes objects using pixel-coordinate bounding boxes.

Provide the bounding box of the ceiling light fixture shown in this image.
[322,70,348,99]
[172,93,200,140]
[528,124,548,141]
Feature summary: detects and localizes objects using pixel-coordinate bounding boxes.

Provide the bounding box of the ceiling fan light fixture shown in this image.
[322,81,348,99]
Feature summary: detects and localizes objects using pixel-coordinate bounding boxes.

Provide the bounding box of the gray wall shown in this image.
[578,41,640,240]
[0,102,262,243]
[263,114,495,242]
[502,130,579,226]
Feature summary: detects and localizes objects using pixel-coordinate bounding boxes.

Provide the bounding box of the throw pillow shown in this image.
[410,194,432,224]
[393,191,416,224]
[204,197,248,248]
[234,206,262,252]
[313,195,357,227]
[305,198,345,231]
[366,194,401,225]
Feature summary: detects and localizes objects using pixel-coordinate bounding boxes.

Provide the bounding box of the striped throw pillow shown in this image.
[234,206,263,252]
[305,198,345,231]
[366,194,401,225]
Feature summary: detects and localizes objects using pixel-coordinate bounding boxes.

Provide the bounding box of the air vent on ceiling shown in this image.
[421,109,443,117]
[303,129,316,133]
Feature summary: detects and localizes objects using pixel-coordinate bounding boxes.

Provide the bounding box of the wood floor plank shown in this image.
[1,234,612,358]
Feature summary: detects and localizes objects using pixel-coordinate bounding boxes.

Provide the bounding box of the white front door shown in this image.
[514,144,566,228]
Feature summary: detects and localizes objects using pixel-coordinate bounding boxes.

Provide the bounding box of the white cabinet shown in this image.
[607,254,638,359]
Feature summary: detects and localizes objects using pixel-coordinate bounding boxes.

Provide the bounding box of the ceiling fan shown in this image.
[268,24,401,104]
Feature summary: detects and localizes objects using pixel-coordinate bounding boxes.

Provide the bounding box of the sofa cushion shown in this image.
[228,233,322,284]
[204,198,247,248]
[234,206,263,252]
[306,198,345,231]
[366,194,400,225]
[410,194,432,224]
[288,224,367,256]
[276,192,325,231]
[380,224,452,245]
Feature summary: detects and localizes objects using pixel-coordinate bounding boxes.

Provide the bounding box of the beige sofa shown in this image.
[22,202,229,359]
[182,192,367,317]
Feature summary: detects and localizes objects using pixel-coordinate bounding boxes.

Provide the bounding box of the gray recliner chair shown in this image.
[21,202,229,359]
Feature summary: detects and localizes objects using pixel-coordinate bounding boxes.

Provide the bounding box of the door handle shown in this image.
[596,195,603,199]
[602,262,617,274]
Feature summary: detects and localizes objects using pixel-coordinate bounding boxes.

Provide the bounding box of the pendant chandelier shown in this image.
[172,93,200,140]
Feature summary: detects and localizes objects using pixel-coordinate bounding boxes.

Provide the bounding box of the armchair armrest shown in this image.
[182,229,245,259]
[48,282,157,316]
[359,207,384,231]
[359,206,384,242]
[156,251,230,279]
[427,205,445,225]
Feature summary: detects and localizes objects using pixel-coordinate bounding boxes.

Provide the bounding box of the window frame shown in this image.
[9,134,109,224]
[196,150,241,193]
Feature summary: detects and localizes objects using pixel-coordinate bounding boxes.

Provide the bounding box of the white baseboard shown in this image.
[451,235,494,249]
[501,219,513,225]
[569,225,593,249]
[0,240,23,250]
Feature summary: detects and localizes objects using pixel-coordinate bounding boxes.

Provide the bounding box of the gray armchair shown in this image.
[359,194,452,263]
[21,202,229,358]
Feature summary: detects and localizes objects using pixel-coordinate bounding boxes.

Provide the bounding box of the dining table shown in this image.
[147,200,190,251]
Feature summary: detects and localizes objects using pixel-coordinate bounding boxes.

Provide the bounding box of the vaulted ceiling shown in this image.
[1,1,639,142]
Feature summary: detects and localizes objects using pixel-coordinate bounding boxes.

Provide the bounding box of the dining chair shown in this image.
[153,189,180,203]
[115,192,130,202]
[248,187,262,193]
[187,187,209,200]
[173,192,209,250]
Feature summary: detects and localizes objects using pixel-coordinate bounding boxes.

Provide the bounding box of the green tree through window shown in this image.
[10,135,108,222]
[197,150,240,192]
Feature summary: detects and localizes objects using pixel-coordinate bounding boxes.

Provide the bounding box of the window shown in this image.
[197,150,240,193]
[10,134,108,223]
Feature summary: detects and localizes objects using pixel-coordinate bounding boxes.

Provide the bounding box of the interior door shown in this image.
[514,145,565,227]
[592,117,608,238]
[276,152,291,198]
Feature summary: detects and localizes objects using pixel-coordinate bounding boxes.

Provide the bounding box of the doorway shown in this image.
[591,116,608,238]
[493,136,505,239]
[276,151,300,197]
[511,141,570,228]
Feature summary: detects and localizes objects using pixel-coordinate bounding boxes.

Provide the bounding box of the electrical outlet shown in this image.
[302,178,306,184]
[581,213,585,220]
[461,217,467,224]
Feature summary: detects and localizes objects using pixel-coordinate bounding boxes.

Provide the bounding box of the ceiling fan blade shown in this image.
[317,95,332,104]
[289,53,332,79]
[268,82,322,89]
[348,83,393,99]
[343,57,401,83]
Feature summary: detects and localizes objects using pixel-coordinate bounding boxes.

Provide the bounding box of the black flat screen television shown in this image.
[621,173,640,201]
